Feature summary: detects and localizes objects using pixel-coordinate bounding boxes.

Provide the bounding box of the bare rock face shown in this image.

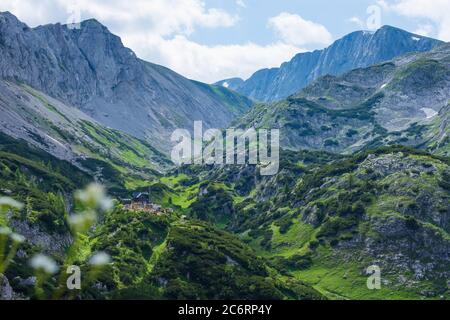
[0,12,252,153]
[10,219,73,255]
[235,43,450,155]
[0,274,13,300]
[221,26,442,102]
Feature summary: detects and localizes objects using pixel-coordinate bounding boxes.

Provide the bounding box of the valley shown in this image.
[0,12,449,301]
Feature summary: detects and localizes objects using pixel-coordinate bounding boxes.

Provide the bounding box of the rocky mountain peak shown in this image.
[223,25,442,102]
[0,12,253,153]
[0,11,23,25]
[0,11,30,37]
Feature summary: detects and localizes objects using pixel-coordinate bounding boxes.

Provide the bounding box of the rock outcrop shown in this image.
[0,12,252,153]
[218,26,442,102]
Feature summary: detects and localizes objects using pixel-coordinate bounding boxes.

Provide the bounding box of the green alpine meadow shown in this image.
[0,2,449,303]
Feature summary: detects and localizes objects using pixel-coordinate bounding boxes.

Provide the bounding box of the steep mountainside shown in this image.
[1,11,449,301]
[0,80,172,188]
[89,214,324,300]
[218,26,442,102]
[155,147,450,299]
[0,142,323,300]
[0,132,92,235]
[215,78,245,90]
[0,12,252,153]
[426,103,450,156]
[235,43,450,156]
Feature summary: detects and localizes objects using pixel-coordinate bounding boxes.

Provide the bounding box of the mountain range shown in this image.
[0,12,252,155]
[0,11,449,300]
[216,26,442,102]
[235,42,450,156]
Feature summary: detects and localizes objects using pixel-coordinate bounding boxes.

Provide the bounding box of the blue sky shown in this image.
[1,0,449,82]
[191,0,418,48]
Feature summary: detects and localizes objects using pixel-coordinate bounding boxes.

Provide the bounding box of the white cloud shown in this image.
[236,0,246,9]
[376,0,391,11]
[0,1,310,82]
[124,34,302,83]
[0,0,238,35]
[268,12,332,46]
[379,0,450,41]
[348,16,366,29]
[0,0,61,26]
[414,24,435,37]
[78,0,239,37]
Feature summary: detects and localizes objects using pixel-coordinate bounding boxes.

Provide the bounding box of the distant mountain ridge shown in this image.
[1,11,450,302]
[217,26,442,102]
[234,43,450,156]
[0,12,252,153]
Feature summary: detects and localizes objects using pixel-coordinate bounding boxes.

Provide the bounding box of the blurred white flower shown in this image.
[99,198,114,212]
[75,184,114,212]
[68,211,97,232]
[75,184,104,203]
[89,252,111,266]
[0,226,12,235]
[10,233,26,244]
[30,254,59,274]
[0,197,24,210]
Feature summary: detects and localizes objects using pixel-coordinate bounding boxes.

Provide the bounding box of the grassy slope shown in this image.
[265,149,449,299]
[234,45,450,156]
[2,76,449,300]
[16,85,172,189]
[192,81,254,116]
[86,208,323,300]
[152,147,450,300]
[0,132,92,233]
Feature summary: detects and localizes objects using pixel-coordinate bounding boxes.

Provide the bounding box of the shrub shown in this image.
[346,129,359,138]
[275,215,293,234]
[324,139,339,147]
[405,216,420,230]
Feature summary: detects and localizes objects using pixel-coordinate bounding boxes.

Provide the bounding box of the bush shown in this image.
[405,216,420,230]
[308,240,320,250]
[346,129,358,138]
[317,217,358,239]
[439,170,450,191]
[324,139,339,147]
[275,215,293,234]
